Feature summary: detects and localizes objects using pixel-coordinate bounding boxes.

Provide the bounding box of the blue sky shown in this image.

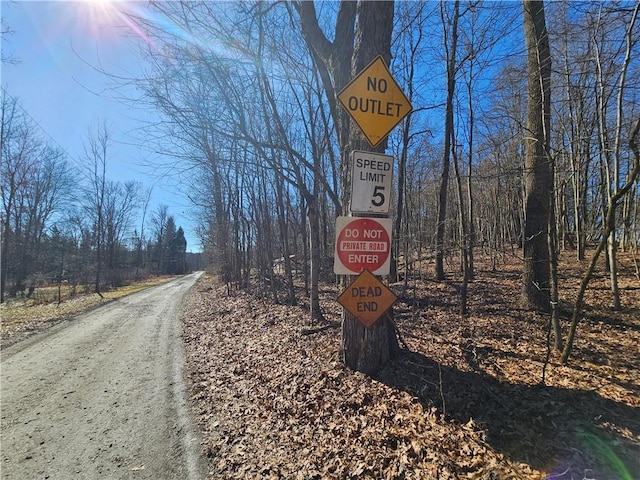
[1,0,202,252]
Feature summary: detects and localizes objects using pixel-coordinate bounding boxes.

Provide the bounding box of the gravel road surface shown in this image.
[1,273,208,479]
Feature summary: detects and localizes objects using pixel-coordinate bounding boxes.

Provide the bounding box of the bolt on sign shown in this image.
[337,55,412,147]
[350,151,393,214]
[337,269,397,328]
[334,216,392,276]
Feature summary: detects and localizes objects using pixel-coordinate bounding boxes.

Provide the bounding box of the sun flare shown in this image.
[75,0,127,42]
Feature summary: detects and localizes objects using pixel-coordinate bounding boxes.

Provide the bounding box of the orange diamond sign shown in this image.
[338,56,412,147]
[337,270,397,328]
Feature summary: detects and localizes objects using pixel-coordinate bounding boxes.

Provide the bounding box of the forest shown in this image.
[2,1,639,354]
[118,1,640,362]
[2,1,639,477]
[1,0,638,340]
[0,104,195,302]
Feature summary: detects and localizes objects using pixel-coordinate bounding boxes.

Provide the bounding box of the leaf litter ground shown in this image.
[181,252,639,479]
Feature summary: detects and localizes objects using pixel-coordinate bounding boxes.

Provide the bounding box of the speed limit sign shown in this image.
[350,151,393,214]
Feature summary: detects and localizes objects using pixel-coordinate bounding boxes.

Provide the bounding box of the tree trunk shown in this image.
[465,64,475,281]
[390,8,419,284]
[307,198,323,322]
[548,154,563,350]
[298,0,399,374]
[300,197,309,296]
[607,231,621,310]
[341,1,399,375]
[391,99,411,284]
[453,143,469,315]
[521,0,552,312]
[435,0,460,282]
[275,163,296,306]
[601,2,638,309]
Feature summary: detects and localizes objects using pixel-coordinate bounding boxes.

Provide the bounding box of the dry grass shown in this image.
[0,276,176,347]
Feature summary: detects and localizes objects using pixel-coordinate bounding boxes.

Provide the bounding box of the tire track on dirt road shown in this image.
[1,272,207,479]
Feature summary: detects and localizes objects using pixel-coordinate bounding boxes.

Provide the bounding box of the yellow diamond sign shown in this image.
[338,56,412,147]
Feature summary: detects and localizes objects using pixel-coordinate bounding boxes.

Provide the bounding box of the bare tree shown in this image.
[150,203,169,274]
[593,2,639,309]
[297,0,400,374]
[135,186,152,277]
[1,17,19,65]
[82,122,110,296]
[435,0,461,282]
[103,180,141,284]
[389,1,434,284]
[522,0,552,312]
[128,1,343,319]
[562,118,640,363]
[1,92,73,300]
[0,91,27,301]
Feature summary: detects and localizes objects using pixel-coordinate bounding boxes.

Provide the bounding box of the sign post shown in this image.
[335,55,411,330]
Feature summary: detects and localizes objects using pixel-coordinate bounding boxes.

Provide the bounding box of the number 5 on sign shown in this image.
[350,151,393,214]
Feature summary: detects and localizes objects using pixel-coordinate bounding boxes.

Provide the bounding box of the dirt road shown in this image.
[1,273,208,479]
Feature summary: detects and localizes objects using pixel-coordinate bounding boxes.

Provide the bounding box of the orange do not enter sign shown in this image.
[333,216,392,275]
